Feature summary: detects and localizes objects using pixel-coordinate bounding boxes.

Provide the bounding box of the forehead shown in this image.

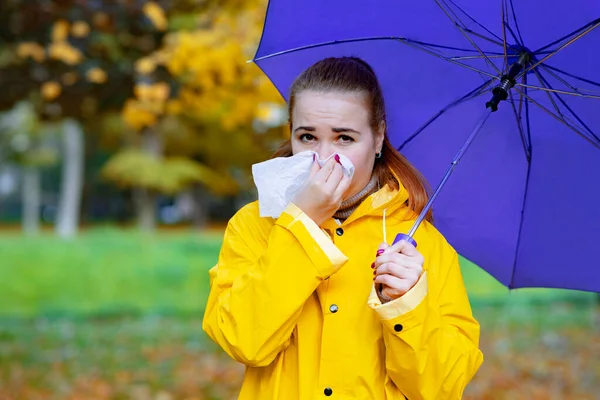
[293,91,370,126]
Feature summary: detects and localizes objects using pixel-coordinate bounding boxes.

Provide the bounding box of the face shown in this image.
[291,90,385,200]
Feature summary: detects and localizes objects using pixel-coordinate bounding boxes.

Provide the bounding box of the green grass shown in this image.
[0,228,595,323]
[0,228,222,317]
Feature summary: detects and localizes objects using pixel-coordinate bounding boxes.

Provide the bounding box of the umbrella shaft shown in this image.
[407,109,493,238]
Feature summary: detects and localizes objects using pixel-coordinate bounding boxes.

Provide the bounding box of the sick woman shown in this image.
[203,57,483,400]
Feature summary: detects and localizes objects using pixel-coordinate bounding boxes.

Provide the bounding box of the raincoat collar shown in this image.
[321,173,414,231]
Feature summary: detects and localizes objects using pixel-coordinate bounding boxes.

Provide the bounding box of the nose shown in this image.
[316,144,336,161]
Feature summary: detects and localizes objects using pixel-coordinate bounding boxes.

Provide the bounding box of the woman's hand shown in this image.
[372,240,424,302]
[292,154,352,226]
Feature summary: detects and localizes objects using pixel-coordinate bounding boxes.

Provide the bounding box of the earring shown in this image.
[375,151,382,159]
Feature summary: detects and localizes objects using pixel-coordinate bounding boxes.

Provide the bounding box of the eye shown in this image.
[338,135,355,143]
[299,133,316,142]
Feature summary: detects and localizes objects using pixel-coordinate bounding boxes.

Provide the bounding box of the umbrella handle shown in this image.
[393,233,417,248]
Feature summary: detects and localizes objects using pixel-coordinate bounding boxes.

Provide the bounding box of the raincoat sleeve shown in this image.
[203,202,348,367]
[368,233,483,400]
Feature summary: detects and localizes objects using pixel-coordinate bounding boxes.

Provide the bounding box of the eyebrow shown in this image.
[294,126,361,134]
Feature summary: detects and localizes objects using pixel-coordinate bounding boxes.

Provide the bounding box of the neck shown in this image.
[333,175,379,221]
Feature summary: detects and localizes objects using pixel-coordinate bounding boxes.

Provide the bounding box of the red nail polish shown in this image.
[376,249,385,256]
[334,154,341,163]
[371,262,375,269]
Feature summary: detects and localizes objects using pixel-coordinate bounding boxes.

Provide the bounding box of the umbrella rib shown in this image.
[508,0,525,45]
[513,88,600,150]
[538,65,582,94]
[514,84,600,99]
[435,0,502,75]
[446,0,505,43]
[509,153,532,289]
[535,69,600,143]
[541,64,600,89]
[522,20,600,77]
[535,18,600,53]
[508,90,531,160]
[501,0,509,73]
[394,39,500,80]
[252,36,489,63]
[449,54,506,60]
[531,68,565,121]
[398,80,494,151]
[523,74,533,154]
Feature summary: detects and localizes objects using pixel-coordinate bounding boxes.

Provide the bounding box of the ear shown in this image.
[375,121,386,152]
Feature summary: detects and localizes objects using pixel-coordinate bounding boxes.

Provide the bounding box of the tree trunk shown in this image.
[22,166,40,235]
[55,119,84,238]
[135,129,162,232]
[134,187,156,231]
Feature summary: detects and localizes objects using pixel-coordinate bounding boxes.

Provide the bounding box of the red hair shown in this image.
[273,57,433,222]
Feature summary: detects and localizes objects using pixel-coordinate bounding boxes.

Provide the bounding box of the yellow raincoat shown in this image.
[203,181,483,399]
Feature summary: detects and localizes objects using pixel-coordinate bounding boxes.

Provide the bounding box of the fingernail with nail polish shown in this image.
[334,154,341,163]
[376,249,385,256]
[371,262,375,269]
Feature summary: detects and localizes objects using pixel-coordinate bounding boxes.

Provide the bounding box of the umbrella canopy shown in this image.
[253,0,600,292]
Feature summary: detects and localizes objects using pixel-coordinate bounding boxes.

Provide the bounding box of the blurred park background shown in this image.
[0,1,598,399]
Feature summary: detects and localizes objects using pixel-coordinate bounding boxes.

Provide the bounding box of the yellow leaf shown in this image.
[122,99,157,131]
[135,57,156,75]
[49,42,83,65]
[71,21,90,38]
[52,20,70,42]
[86,67,107,84]
[143,2,168,31]
[16,42,45,62]
[41,82,61,100]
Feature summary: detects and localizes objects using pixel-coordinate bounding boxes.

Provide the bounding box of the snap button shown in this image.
[394,324,403,332]
[329,304,338,313]
[324,387,333,396]
[335,228,344,236]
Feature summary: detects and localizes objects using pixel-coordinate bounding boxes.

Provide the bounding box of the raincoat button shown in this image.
[329,304,338,313]
[335,228,344,236]
[394,324,403,332]
[324,387,333,396]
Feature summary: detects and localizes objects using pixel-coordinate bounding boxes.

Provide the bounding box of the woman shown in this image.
[203,57,483,400]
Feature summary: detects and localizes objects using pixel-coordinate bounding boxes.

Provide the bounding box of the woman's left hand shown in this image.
[372,240,425,302]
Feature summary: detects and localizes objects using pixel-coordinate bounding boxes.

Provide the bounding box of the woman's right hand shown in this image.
[292,154,352,226]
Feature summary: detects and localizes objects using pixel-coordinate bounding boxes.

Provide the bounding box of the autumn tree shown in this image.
[102,0,286,230]
[0,0,169,236]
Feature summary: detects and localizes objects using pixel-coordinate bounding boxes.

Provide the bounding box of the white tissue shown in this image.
[251,151,355,218]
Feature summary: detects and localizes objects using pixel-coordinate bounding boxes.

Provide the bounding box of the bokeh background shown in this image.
[0,1,598,399]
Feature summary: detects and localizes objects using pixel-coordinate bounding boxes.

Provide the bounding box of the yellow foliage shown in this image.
[71,21,91,38]
[101,150,237,195]
[122,99,157,131]
[155,13,283,131]
[143,2,168,31]
[86,67,107,84]
[165,99,182,115]
[52,20,70,42]
[134,82,170,103]
[16,42,46,62]
[41,82,62,100]
[135,57,157,75]
[49,42,83,65]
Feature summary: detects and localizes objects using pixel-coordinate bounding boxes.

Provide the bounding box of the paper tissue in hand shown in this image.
[251,151,355,218]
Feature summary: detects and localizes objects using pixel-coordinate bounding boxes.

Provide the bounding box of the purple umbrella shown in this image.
[252,0,600,292]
